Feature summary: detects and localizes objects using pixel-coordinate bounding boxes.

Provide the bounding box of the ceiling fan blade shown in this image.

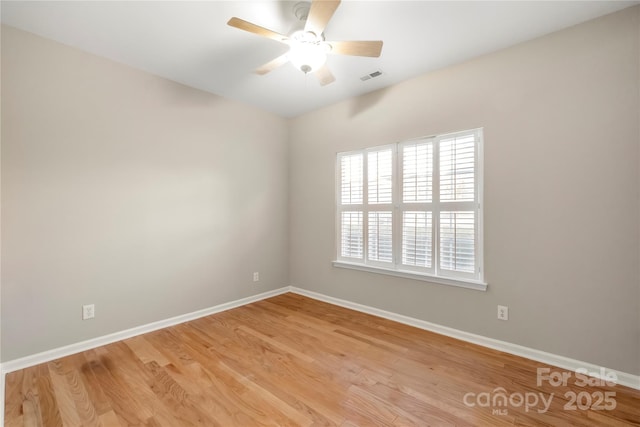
[255,53,290,75]
[315,64,336,86]
[305,0,341,36]
[227,17,288,43]
[327,40,383,57]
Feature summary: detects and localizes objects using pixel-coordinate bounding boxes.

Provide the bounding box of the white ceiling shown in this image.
[2,1,638,117]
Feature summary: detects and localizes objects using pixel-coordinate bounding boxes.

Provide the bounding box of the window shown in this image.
[334,129,485,290]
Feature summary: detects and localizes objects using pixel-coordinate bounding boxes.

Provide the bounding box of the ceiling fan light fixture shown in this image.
[288,30,328,74]
[227,0,383,84]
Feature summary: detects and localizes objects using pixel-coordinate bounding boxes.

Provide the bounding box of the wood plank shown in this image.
[53,356,101,425]
[35,364,64,427]
[5,293,640,426]
[21,366,44,427]
[81,348,152,426]
[124,336,171,367]
[98,410,122,427]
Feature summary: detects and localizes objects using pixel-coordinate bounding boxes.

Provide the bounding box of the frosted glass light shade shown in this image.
[288,31,327,74]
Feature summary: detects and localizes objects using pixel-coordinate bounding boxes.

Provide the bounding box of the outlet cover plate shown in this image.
[83,304,95,320]
[497,305,508,321]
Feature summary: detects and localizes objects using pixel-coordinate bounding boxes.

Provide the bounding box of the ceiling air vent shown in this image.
[360,70,383,81]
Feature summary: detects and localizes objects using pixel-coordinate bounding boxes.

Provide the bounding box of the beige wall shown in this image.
[289,7,640,375]
[1,26,289,361]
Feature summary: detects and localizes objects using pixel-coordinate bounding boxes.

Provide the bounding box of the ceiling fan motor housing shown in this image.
[293,2,311,21]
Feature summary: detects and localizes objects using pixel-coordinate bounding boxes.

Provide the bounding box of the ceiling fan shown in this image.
[227,0,383,86]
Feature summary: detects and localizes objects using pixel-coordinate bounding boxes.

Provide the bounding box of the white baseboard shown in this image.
[0,286,291,425]
[289,287,640,391]
[1,284,637,423]
[0,286,288,425]
[0,287,289,376]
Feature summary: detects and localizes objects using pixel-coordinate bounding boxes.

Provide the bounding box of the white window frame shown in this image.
[333,128,486,291]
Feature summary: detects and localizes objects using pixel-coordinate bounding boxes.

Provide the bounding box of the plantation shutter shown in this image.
[438,132,477,276]
[440,134,475,202]
[338,153,364,260]
[367,148,393,263]
[439,211,475,272]
[402,141,433,203]
[368,211,392,262]
[399,140,434,272]
[336,128,483,285]
[341,153,363,205]
[341,211,363,259]
[368,149,393,204]
[402,211,432,268]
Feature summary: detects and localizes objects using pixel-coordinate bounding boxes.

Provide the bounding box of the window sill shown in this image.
[332,261,488,291]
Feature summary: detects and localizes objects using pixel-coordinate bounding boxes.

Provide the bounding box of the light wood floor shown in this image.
[4,293,640,426]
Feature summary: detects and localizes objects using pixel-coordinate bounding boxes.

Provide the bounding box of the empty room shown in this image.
[1,0,640,425]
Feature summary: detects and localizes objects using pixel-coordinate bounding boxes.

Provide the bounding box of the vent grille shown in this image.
[360,70,383,81]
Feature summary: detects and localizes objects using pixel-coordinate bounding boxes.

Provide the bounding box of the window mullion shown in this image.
[393,144,401,267]
[363,150,369,264]
[475,128,484,277]
[433,137,440,276]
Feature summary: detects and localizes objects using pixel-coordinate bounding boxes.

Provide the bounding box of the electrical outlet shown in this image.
[82,304,95,320]
[497,305,508,321]
[253,272,259,282]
